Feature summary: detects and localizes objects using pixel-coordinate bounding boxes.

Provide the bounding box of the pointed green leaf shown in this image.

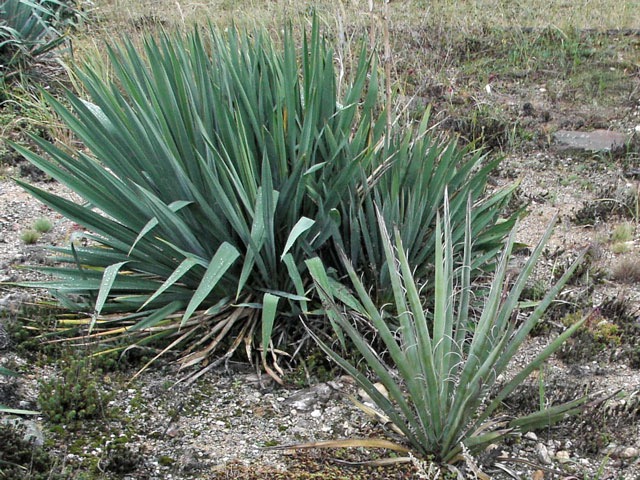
[281,217,314,261]
[261,293,279,364]
[91,261,129,332]
[141,256,198,310]
[182,243,240,325]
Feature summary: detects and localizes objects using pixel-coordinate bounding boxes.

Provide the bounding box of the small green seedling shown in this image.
[20,229,40,244]
[32,217,52,233]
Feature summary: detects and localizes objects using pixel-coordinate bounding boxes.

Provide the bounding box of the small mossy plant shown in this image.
[38,357,113,426]
[104,442,143,475]
[32,217,52,233]
[20,229,40,244]
[611,222,634,243]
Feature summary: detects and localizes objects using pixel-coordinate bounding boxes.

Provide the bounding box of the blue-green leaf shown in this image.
[182,243,240,325]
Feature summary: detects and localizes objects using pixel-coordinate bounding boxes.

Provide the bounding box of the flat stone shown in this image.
[358,382,389,405]
[283,382,338,412]
[553,129,628,153]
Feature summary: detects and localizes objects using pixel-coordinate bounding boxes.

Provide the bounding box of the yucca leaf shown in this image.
[129,200,192,256]
[281,217,315,260]
[141,257,199,310]
[91,261,129,332]
[0,405,40,415]
[270,438,410,454]
[128,300,184,331]
[182,243,240,325]
[260,293,279,365]
[0,366,19,377]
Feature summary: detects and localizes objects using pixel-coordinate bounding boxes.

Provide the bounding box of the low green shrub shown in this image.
[32,217,52,233]
[20,228,40,244]
[38,358,113,425]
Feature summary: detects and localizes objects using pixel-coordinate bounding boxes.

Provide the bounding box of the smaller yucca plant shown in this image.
[301,196,588,475]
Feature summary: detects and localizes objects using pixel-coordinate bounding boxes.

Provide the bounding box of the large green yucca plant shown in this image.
[12,20,517,377]
[303,200,587,474]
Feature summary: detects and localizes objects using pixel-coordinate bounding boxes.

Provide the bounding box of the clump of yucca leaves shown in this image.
[301,199,588,475]
[0,0,84,78]
[12,19,517,380]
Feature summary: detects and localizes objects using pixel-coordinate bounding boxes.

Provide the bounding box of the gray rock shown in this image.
[620,447,639,459]
[535,442,552,465]
[606,446,640,459]
[0,321,8,349]
[553,129,628,153]
[283,382,339,412]
[556,450,571,463]
[0,418,45,447]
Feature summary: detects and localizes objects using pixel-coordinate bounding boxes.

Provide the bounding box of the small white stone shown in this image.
[536,443,552,465]
[358,383,389,404]
[619,447,639,459]
[524,432,538,441]
[310,409,322,418]
[635,125,640,133]
[556,450,570,463]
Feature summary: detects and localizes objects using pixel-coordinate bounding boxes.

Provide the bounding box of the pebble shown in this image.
[357,382,389,404]
[535,443,552,465]
[556,450,570,463]
[524,432,538,441]
[619,447,639,459]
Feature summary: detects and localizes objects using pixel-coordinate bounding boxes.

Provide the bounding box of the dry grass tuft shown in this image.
[612,256,640,283]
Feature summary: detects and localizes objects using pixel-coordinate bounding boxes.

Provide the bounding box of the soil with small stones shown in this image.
[3,36,640,480]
